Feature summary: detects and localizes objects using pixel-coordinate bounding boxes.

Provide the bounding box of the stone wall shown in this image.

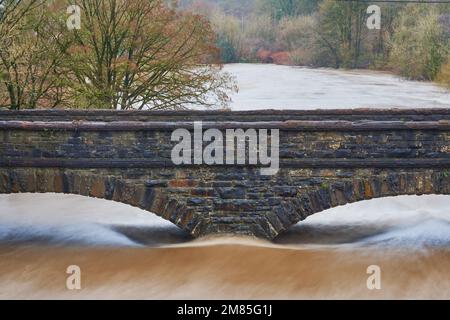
[1,109,449,239]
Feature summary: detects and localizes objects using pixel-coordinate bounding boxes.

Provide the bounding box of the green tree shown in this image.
[277,15,316,65]
[315,0,367,68]
[211,9,244,63]
[389,5,449,80]
[258,0,319,20]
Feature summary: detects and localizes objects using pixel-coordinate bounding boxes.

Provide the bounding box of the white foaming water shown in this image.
[292,195,450,249]
[0,193,449,249]
[0,193,181,247]
[363,219,450,248]
[0,223,137,246]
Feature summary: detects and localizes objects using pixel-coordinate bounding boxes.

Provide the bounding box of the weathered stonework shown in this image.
[0,109,449,239]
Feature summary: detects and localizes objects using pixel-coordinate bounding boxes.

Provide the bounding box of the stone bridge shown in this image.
[0,109,449,239]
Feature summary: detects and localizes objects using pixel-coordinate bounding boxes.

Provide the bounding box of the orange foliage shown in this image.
[257,49,292,65]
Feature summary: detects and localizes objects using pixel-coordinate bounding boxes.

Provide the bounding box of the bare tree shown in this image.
[1,0,236,110]
[0,0,69,109]
[58,0,236,110]
[0,0,42,38]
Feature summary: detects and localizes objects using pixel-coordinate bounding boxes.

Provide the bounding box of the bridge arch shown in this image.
[271,170,450,238]
[0,168,200,236]
[1,169,450,240]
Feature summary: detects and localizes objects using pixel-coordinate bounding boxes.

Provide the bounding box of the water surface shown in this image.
[225,64,449,109]
[1,64,449,299]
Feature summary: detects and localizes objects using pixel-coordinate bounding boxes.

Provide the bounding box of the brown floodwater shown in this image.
[0,242,449,300]
[0,193,449,300]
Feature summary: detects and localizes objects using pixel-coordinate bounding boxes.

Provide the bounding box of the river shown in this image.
[225,64,450,110]
[0,64,449,299]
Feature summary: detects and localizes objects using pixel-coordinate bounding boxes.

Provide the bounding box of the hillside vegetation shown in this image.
[181,0,450,88]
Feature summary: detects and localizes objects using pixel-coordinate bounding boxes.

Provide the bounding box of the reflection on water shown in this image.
[0,193,449,299]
